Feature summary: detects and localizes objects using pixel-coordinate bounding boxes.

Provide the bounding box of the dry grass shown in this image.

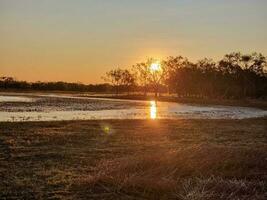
[0,118,266,199]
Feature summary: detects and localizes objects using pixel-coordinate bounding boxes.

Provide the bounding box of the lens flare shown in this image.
[150,101,157,119]
[101,123,113,135]
[104,126,110,134]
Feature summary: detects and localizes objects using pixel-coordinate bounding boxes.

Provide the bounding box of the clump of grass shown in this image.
[176,177,266,200]
[74,148,266,199]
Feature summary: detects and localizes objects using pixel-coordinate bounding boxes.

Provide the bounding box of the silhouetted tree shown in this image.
[121,70,135,95]
[102,68,125,95]
[102,68,135,95]
[132,58,165,97]
[132,59,151,96]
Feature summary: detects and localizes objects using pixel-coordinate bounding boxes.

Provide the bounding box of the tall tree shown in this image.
[102,68,125,95]
[133,58,165,97]
[132,60,151,96]
[121,69,135,95]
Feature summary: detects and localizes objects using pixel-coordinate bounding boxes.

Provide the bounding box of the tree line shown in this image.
[103,52,267,99]
[1,52,267,99]
[0,77,111,92]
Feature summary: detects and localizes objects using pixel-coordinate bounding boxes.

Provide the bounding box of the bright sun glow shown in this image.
[150,101,157,119]
[150,62,161,72]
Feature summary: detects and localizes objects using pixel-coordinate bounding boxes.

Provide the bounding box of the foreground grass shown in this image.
[0,118,266,199]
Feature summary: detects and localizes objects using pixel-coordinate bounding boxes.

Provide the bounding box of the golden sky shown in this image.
[1,0,267,83]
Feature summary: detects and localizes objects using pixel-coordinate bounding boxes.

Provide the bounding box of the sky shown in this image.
[0,0,267,83]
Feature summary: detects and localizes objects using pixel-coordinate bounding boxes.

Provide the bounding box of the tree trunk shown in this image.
[144,85,147,96]
[116,85,119,96]
[154,85,158,98]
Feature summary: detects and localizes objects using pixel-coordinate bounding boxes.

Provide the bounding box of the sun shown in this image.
[150,62,161,72]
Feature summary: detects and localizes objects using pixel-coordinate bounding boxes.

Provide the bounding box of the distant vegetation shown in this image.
[1,52,267,99]
[104,52,267,99]
[0,77,111,93]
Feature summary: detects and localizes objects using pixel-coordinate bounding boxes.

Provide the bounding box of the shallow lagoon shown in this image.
[0,94,266,122]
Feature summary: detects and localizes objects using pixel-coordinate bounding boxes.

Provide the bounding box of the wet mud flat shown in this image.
[0,94,142,112]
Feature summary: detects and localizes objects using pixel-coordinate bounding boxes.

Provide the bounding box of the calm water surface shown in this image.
[0,94,266,122]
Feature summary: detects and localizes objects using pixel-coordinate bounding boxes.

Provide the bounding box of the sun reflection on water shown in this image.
[150,101,157,119]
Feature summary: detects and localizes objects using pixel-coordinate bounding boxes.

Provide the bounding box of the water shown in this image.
[0,94,266,122]
[0,96,34,102]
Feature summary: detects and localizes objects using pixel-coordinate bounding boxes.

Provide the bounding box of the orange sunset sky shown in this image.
[1,0,267,83]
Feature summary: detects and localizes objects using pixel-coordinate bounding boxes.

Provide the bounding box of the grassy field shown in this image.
[0,118,267,199]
